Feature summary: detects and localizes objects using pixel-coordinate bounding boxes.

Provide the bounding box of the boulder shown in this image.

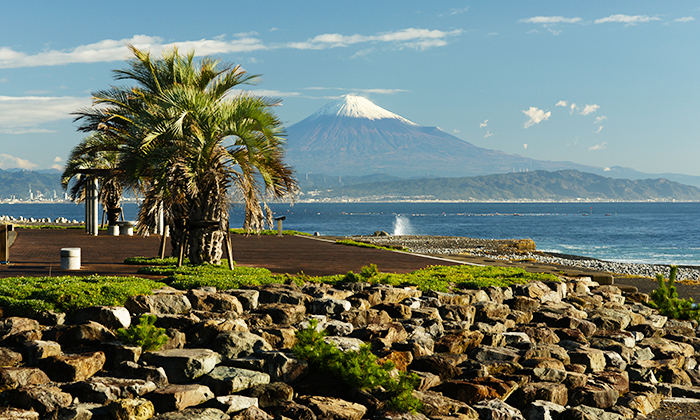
[141,348,221,383]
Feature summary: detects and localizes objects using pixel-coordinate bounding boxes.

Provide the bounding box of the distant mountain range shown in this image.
[0,169,63,200]
[303,170,700,202]
[286,95,700,188]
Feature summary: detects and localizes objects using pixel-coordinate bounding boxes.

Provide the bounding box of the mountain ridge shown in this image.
[303,169,700,202]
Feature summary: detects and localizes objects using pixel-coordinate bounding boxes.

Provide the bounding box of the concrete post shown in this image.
[85,178,99,236]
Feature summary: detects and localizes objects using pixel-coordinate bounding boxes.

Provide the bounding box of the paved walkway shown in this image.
[2,228,698,300]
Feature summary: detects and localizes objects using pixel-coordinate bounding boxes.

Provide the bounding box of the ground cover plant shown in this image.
[230,228,311,236]
[335,239,407,252]
[293,319,422,413]
[0,275,166,316]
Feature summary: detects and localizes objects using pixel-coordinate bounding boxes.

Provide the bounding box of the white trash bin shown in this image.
[60,248,81,270]
[107,225,120,236]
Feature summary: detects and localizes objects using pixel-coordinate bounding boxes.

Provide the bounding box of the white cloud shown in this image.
[589,142,607,151]
[0,153,37,170]
[595,14,660,24]
[0,35,267,69]
[0,95,91,130]
[520,16,582,24]
[287,28,463,51]
[484,131,494,138]
[555,100,567,107]
[53,156,63,162]
[453,129,460,133]
[675,17,695,22]
[522,107,551,128]
[51,164,64,170]
[595,115,607,124]
[595,126,604,134]
[480,119,488,128]
[604,167,611,171]
[304,87,409,95]
[247,89,301,98]
[570,103,577,114]
[580,104,600,115]
[523,144,528,149]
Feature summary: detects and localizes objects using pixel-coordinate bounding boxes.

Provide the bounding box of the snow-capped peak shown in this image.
[309,94,418,125]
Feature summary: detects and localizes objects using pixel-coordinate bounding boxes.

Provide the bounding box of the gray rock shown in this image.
[213,331,272,360]
[73,305,131,330]
[126,291,192,315]
[472,398,525,420]
[200,366,270,395]
[141,348,221,383]
[147,384,215,413]
[22,340,60,366]
[151,407,228,420]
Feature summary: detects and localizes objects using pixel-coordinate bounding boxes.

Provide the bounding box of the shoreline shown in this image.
[351,234,700,282]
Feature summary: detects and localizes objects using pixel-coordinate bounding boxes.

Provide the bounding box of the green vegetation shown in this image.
[117,314,169,351]
[336,239,407,252]
[124,256,184,266]
[293,320,422,413]
[0,276,166,316]
[230,228,311,236]
[649,266,700,321]
[14,225,85,230]
[340,264,558,293]
[135,262,282,291]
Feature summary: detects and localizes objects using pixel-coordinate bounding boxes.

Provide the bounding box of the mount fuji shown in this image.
[284,95,700,187]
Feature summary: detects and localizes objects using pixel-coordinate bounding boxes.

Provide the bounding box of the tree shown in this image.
[73,45,298,264]
[61,132,124,226]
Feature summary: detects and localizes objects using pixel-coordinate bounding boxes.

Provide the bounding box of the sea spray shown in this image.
[393,215,413,235]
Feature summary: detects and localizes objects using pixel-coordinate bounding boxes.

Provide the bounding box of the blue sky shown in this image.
[1,1,699,177]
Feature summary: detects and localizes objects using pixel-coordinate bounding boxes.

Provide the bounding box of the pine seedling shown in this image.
[117,314,169,351]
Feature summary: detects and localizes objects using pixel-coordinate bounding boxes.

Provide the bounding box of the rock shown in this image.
[0,407,39,420]
[230,406,273,420]
[108,398,155,420]
[12,385,73,415]
[140,348,221,384]
[213,331,273,360]
[54,321,118,347]
[310,298,352,316]
[262,351,309,383]
[257,303,306,325]
[340,309,392,328]
[0,367,50,391]
[252,283,311,306]
[472,398,525,420]
[562,404,625,420]
[39,351,106,382]
[147,384,215,412]
[125,291,192,315]
[517,381,568,407]
[227,289,260,311]
[436,377,518,404]
[246,382,294,407]
[62,376,157,404]
[150,407,229,420]
[22,340,60,366]
[434,331,483,354]
[298,395,367,420]
[568,381,620,409]
[187,289,244,313]
[73,305,132,330]
[200,366,270,395]
[521,400,566,420]
[616,392,661,415]
[116,361,169,387]
[0,347,23,367]
[413,390,478,418]
[568,348,607,372]
[203,395,259,414]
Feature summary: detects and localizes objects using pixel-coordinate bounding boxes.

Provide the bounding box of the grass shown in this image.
[230,228,312,236]
[335,239,407,252]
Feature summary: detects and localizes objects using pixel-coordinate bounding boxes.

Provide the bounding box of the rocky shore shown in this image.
[0,273,699,419]
[351,235,700,282]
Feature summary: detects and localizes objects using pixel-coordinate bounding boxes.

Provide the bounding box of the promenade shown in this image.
[2,228,698,299]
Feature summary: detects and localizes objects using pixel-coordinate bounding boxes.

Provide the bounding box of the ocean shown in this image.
[1,201,699,266]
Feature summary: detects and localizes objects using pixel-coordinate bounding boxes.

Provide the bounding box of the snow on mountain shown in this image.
[308,94,418,125]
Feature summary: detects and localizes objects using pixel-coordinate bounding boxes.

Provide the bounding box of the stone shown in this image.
[262,350,309,383]
[200,366,270,395]
[100,341,142,370]
[252,283,311,306]
[268,401,317,420]
[0,407,39,420]
[588,308,631,331]
[147,384,215,413]
[141,348,221,384]
[246,382,294,407]
[310,298,352,316]
[62,376,157,404]
[73,305,131,330]
[12,385,73,415]
[374,303,412,320]
[472,398,525,420]
[227,289,259,311]
[203,395,259,414]
[213,330,272,360]
[230,406,273,420]
[410,355,462,381]
[568,381,620,409]
[0,347,23,367]
[324,336,365,352]
[0,367,50,391]
[437,377,518,404]
[568,348,607,372]
[298,395,367,420]
[616,392,661,415]
[187,289,244,313]
[22,340,60,366]
[39,351,106,382]
[469,345,521,364]
[125,291,192,315]
[54,321,117,347]
[521,400,566,420]
[108,398,155,420]
[434,331,484,354]
[639,336,695,359]
[563,405,625,420]
[473,301,511,323]
[150,407,229,420]
[517,381,568,408]
[116,361,169,387]
[257,327,296,350]
[340,309,392,328]
[257,303,306,325]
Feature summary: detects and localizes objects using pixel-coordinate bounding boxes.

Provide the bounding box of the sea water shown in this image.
[2,201,699,266]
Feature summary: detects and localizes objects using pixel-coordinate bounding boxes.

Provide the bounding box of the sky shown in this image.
[1,1,699,177]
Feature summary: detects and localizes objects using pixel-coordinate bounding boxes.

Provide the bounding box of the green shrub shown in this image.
[335,239,406,252]
[117,314,169,351]
[230,228,311,236]
[124,256,183,266]
[293,320,422,413]
[649,266,700,321]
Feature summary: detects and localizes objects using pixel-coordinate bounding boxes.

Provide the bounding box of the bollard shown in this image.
[60,248,81,270]
[274,216,286,237]
[107,225,120,236]
[118,221,135,236]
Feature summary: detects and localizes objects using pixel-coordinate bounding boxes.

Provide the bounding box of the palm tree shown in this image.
[61,132,124,227]
[73,46,297,264]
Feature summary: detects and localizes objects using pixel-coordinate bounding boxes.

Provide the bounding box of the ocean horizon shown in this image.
[1,201,699,267]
